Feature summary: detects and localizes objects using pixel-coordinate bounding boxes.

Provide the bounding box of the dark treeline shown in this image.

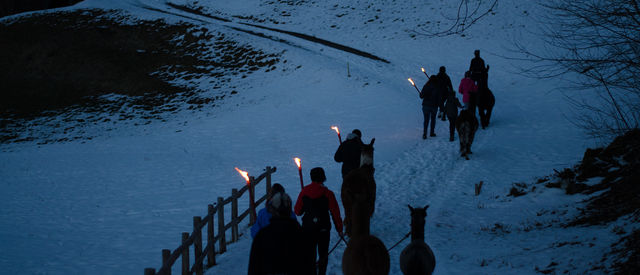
[0,0,82,18]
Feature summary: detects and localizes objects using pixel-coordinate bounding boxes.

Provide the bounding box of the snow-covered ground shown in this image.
[1,0,625,274]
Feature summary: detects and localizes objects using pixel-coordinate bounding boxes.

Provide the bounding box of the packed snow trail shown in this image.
[0,1,607,274]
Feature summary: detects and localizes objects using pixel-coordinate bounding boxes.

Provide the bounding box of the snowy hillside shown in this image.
[1,0,632,274]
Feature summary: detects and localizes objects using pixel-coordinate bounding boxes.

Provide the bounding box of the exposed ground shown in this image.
[0,9,282,144]
[508,129,640,274]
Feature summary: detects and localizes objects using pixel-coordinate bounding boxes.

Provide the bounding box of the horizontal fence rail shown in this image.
[144,166,277,275]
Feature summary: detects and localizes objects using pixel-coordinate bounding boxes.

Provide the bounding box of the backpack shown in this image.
[301,195,331,232]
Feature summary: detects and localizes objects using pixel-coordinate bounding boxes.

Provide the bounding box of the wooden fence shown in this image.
[144,166,277,275]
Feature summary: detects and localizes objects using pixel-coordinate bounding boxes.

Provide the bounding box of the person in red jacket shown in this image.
[459,70,479,112]
[294,167,343,275]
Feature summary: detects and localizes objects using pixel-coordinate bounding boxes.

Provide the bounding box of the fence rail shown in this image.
[144,166,277,275]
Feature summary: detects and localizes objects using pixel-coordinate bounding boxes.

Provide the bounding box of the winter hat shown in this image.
[310,167,327,182]
[271,183,285,194]
[269,192,292,217]
[352,129,362,138]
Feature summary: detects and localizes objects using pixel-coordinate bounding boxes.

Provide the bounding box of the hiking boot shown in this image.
[430,133,436,137]
[449,136,454,142]
[422,134,427,139]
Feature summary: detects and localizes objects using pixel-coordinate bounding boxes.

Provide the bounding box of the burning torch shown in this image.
[408,78,421,94]
[235,167,257,222]
[331,126,342,145]
[421,67,430,79]
[294,157,304,189]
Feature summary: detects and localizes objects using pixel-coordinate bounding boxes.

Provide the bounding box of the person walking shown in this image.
[249,192,313,275]
[436,66,454,121]
[334,129,364,178]
[458,71,478,112]
[251,183,298,238]
[294,167,343,275]
[443,90,463,142]
[469,49,490,89]
[420,75,443,139]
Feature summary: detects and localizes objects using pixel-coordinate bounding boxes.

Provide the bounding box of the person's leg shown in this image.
[305,231,319,275]
[429,107,437,136]
[449,117,456,141]
[317,230,330,275]
[422,106,428,139]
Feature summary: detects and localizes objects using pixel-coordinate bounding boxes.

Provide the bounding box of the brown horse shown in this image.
[400,205,436,275]
[341,138,376,237]
[342,194,390,275]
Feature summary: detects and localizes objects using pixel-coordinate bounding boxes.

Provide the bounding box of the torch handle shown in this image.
[423,71,430,79]
[298,168,304,189]
[413,85,421,94]
[337,133,342,145]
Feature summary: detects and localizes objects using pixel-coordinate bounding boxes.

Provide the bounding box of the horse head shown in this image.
[360,138,375,167]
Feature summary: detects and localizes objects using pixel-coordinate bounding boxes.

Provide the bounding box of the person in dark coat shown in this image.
[294,167,343,275]
[469,50,490,89]
[420,76,443,139]
[251,183,298,238]
[334,129,364,178]
[443,90,463,142]
[436,66,454,121]
[248,192,313,275]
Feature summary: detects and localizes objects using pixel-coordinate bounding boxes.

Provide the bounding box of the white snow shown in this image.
[0,0,628,274]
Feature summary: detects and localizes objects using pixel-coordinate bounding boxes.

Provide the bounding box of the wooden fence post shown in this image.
[206,204,216,267]
[181,232,190,275]
[217,197,226,253]
[162,249,171,275]
[231,188,239,242]
[193,217,203,275]
[249,176,257,225]
[145,268,156,275]
[266,166,272,196]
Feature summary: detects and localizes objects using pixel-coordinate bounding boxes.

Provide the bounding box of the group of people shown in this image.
[419,50,490,141]
[248,129,366,275]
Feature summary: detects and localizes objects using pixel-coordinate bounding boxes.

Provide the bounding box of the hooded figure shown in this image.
[249,192,313,274]
[334,129,364,178]
[251,183,298,238]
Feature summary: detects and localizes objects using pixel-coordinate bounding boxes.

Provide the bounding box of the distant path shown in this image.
[162,2,390,63]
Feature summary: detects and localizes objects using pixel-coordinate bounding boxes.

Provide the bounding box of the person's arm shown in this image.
[334,144,345,162]
[250,208,268,238]
[326,190,343,234]
[293,190,305,216]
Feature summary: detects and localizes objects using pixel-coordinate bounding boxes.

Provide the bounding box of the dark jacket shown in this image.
[248,216,312,275]
[436,72,453,106]
[294,182,343,234]
[334,134,363,178]
[420,81,442,109]
[444,92,462,119]
[469,57,486,75]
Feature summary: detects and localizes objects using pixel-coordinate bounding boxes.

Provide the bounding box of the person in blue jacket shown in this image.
[251,183,298,238]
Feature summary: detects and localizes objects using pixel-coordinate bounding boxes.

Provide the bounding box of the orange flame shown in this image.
[331,126,340,135]
[421,67,426,73]
[408,78,415,86]
[294,157,302,169]
[234,167,250,183]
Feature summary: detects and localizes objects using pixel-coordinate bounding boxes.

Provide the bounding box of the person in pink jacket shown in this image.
[458,71,478,111]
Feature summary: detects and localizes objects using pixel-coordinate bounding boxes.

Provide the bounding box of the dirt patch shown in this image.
[0,9,282,144]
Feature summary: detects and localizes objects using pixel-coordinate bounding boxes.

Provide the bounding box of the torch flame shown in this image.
[331,126,340,135]
[234,167,250,183]
[294,157,302,168]
[421,67,425,73]
[408,78,415,86]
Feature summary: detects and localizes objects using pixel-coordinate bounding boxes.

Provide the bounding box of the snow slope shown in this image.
[1,0,622,274]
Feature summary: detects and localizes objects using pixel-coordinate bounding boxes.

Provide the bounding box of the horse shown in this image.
[455,109,479,160]
[342,194,390,275]
[341,138,376,237]
[400,205,436,275]
[477,86,495,129]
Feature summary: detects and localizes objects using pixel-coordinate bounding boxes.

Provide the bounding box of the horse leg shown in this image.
[341,190,352,237]
[486,107,493,127]
[478,108,487,129]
